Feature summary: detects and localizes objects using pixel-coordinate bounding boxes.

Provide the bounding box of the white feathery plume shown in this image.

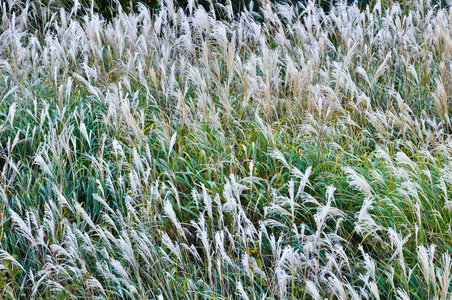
[236,280,250,300]
[388,228,410,279]
[163,200,186,240]
[359,246,376,280]
[396,288,410,300]
[51,185,74,213]
[85,277,106,296]
[395,151,417,172]
[343,167,372,195]
[43,203,56,240]
[368,281,381,300]
[73,200,97,230]
[202,184,213,221]
[278,245,300,273]
[192,215,212,283]
[34,155,53,177]
[7,102,16,126]
[371,51,391,87]
[215,230,233,266]
[293,166,312,199]
[160,230,182,263]
[417,244,436,291]
[9,209,35,245]
[355,197,382,240]
[438,252,451,300]
[112,139,124,158]
[306,279,321,300]
[268,148,289,169]
[0,249,25,271]
[356,66,371,86]
[168,132,177,157]
[187,0,195,15]
[328,272,347,300]
[241,253,251,277]
[275,266,290,298]
[79,122,90,146]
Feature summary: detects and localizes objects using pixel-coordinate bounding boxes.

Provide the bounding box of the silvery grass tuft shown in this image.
[0,0,452,298]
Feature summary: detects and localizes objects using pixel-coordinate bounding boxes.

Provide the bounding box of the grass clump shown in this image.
[1,0,452,299]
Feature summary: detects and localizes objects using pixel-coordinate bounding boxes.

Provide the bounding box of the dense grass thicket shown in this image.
[20,0,388,21]
[1,0,452,298]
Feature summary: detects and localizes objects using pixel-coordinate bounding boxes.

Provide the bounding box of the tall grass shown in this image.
[1,0,452,298]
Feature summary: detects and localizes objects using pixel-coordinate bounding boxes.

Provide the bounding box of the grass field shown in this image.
[1,0,452,298]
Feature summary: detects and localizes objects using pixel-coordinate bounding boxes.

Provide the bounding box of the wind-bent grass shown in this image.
[0,0,452,298]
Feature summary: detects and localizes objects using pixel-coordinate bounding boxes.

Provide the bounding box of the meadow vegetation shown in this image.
[1,0,452,298]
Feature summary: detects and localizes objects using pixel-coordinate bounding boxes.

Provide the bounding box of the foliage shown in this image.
[1,0,452,299]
